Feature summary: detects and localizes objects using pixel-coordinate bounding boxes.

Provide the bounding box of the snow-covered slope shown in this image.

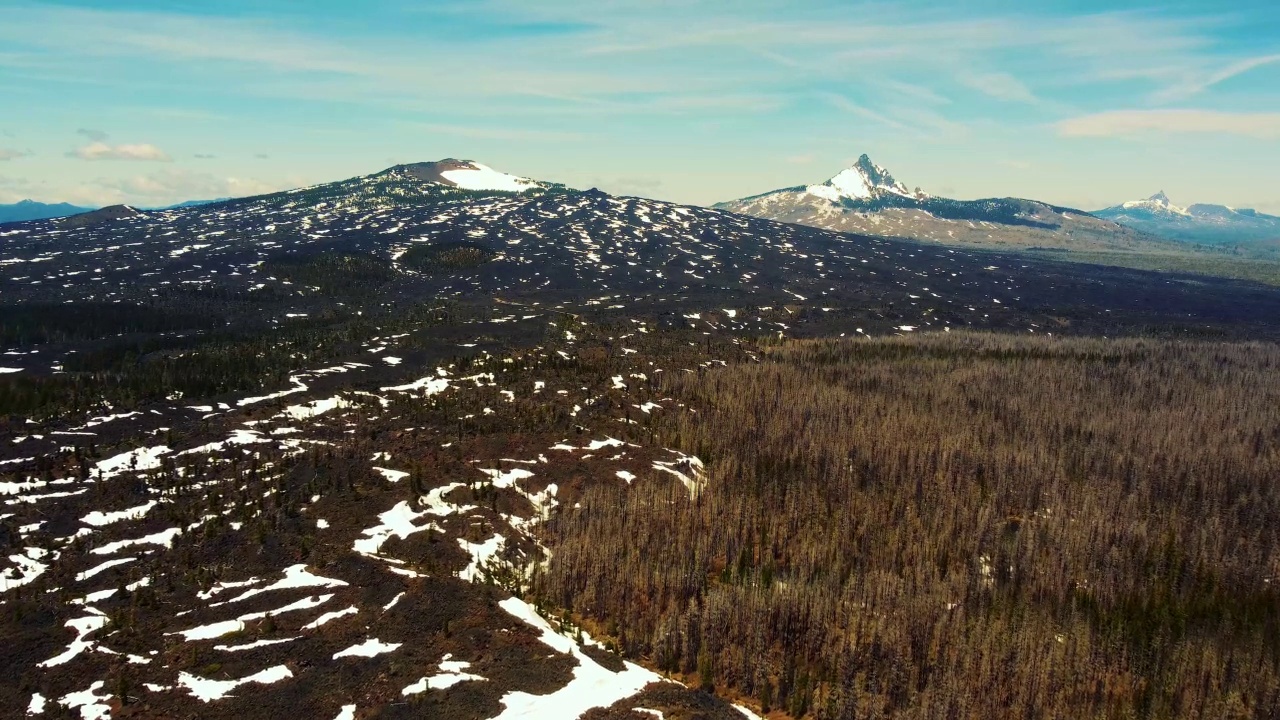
[715,154,1159,252]
[440,161,540,192]
[1096,192,1280,245]
[385,159,552,193]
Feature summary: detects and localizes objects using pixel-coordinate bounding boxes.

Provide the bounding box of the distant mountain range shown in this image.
[0,199,94,224]
[714,155,1166,253]
[1094,192,1280,246]
[8,159,1278,255]
[4,157,1271,339]
[0,198,238,226]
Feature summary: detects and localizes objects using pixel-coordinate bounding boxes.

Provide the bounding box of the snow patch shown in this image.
[178,665,293,702]
[491,597,663,720]
[81,500,157,527]
[334,638,402,659]
[402,654,486,694]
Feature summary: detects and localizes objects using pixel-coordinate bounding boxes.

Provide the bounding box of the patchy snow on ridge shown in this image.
[217,564,347,604]
[282,395,352,420]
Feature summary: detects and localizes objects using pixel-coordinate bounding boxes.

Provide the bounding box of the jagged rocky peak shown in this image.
[1121,191,1189,215]
[384,159,543,193]
[806,153,926,203]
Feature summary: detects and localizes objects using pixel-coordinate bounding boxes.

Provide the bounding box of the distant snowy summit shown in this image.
[1095,192,1280,245]
[714,153,1153,252]
[803,154,928,203]
[1119,190,1188,216]
[383,159,550,193]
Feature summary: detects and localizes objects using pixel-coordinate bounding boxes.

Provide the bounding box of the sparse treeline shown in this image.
[537,332,1280,718]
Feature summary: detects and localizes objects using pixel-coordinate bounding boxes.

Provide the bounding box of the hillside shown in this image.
[2,160,1280,719]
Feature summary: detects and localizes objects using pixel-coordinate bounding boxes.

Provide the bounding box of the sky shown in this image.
[0,0,1277,212]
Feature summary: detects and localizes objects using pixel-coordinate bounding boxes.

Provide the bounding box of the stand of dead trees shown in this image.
[537,332,1280,719]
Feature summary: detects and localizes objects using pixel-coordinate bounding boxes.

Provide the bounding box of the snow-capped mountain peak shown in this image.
[1096,192,1280,245]
[805,154,925,203]
[1121,191,1189,216]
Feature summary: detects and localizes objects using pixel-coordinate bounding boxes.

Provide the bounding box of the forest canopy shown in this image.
[539,332,1280,719]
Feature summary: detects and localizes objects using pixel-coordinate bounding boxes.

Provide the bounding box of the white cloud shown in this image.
[1057,109,1280,139]
[71,142,172,162]
[0,148,27,161]
[50,169,282,207]
[107,169,277,200]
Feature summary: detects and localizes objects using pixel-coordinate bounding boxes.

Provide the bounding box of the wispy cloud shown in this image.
[1057,109,1280,139]
[820,93,966,139]
[821,93,912,132]
[76,128,109,142]
[407,123,585,141]
[956,71,1038,104]
[0,0,1276,209]
[0,148,28,161]
[71,142,172,161]
[0,3,1227,118]
[875,80,952,106]
[1152,53,1280,103]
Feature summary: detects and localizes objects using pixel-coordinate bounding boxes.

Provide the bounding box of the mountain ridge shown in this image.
[713,155,1166,253]
[1096,191,1280,246]
[0,199,94,224]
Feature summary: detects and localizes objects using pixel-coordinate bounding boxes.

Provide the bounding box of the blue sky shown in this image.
[0,0,1277,212]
